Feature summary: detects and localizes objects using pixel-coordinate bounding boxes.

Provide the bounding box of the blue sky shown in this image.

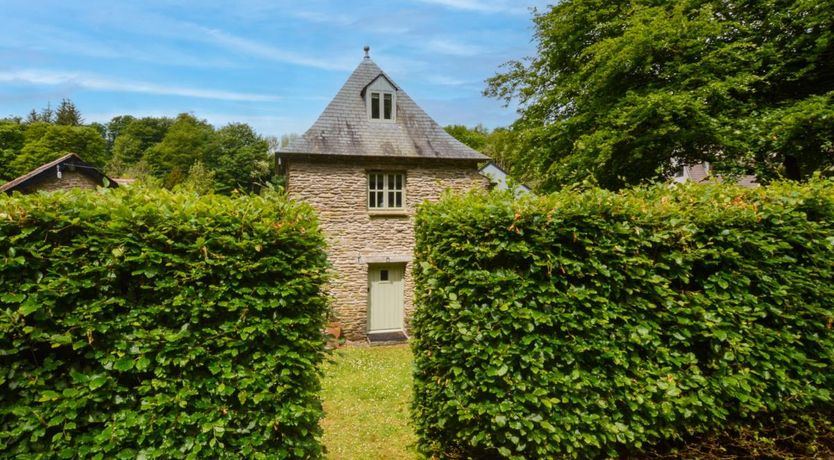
[0,0,549,138]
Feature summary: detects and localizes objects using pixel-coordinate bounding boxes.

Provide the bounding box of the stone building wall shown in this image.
[286,158,488,340]
[19,171,100,193]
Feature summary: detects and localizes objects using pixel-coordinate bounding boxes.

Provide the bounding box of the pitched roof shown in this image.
[479,162,531,193]
[683,162,759,188]
[283,56,489,161]
[0,153,118,193]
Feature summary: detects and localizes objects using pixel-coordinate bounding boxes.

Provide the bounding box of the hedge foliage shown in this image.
[412,180,834,458]
[0,187,329,459]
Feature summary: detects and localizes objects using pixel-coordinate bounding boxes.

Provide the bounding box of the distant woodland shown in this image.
[0,99,282,194]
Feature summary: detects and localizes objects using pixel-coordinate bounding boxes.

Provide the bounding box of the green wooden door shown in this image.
[369,265,404,332]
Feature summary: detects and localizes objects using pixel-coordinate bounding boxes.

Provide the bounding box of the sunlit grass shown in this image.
[320,344,418,459]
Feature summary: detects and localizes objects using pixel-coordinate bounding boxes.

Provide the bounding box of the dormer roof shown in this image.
[360,73,398,98]
[283,55,489,162]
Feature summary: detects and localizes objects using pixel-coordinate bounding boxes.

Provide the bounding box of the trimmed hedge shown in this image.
[412,180,834,458]
[0,188,329,459]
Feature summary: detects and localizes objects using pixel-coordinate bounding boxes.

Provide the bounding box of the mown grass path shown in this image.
[321,344,417,459]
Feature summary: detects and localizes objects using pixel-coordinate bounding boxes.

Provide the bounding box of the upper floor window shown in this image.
[368,172,404,209]
[370,91,394,121]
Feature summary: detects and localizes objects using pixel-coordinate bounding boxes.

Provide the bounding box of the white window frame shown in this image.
[368,91,396,122]
[368,172,405,209]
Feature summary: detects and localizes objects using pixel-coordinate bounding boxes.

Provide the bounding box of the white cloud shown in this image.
[185,24,356,72]
[0,70,282,102]
[427,75,472,86]
[21,4,356,72]
[2,19,239,69]
[425,38,484,56]
[288,9,355,26]
[413,0,536,14]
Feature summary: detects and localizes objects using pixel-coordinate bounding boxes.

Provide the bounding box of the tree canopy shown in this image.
[487,0,834,190]
[444,124,519,171]
[5,122,107,177]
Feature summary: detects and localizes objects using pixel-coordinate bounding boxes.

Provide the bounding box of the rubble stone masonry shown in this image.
[286,157,488,340]
[19,171,100,193]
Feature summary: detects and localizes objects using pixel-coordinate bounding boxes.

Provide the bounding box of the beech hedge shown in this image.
[0,188,329,459]
[412,180,834,458]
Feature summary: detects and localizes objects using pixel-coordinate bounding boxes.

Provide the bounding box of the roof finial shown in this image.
[363,45,370,59]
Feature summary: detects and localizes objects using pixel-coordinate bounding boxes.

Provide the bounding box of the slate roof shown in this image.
[685,163,758,188]
[479,162,531,193]
[0,153,118,194]
[283,56,489,161]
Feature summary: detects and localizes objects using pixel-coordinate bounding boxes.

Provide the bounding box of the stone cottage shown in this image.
[279,48,489,341]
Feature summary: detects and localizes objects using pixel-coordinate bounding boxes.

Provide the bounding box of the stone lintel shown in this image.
[357,254,412,265]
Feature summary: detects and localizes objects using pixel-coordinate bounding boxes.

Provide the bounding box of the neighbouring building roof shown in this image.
[283,51,489,162]
[673,162,758,188]
[112,178,137,187]
[479,162,531,194]
[0,153,118,194]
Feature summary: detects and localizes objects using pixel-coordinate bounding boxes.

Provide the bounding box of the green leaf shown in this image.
[18,299,40,316]
[38,390,60,402]
[113,358,134,372]
[89,376,107,391]
[135,357,151,370]
[1,292,25,303]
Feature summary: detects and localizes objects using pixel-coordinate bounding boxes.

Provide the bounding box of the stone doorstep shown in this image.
[367,330,409,345]
[368,340,410,347]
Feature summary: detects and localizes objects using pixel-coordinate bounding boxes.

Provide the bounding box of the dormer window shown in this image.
[370,91,394,121]
[363,73,398,122]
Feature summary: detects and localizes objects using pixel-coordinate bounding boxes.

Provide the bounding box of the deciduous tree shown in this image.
[143,113,218,187]
[9,124,107,176]
[208,123,270,194]
[109,116,173,172]
[487,0,834,190]
[0,121,25,180]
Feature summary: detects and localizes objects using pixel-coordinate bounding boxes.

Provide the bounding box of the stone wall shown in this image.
[19,171,101,193]
[286,157,488,340]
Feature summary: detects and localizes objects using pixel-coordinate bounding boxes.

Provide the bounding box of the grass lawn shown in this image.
[320,344,418,459]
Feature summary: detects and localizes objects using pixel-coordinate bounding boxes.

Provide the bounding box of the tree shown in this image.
[487,0,834,190]
[25,110,39,124]
[174,161,217,194]
[0,121,25,180]
[55,98,83,126]
[444,125,521,175]
[444,125,490,151]
[143,113,218,187]
[25,103,55,124]
[88,122,107,139]
[10,124,107,176]
[105,115,136,147]
[108,116,172,173]
[208,123,270,194]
